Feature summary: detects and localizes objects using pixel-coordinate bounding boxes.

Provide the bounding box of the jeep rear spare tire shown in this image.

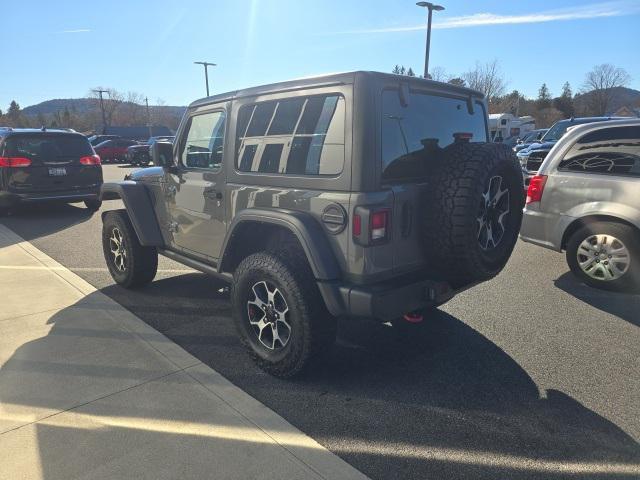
[423,142,524,288]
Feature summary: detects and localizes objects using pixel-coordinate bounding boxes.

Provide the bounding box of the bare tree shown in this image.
[582,64,631,115]
[463,60,508,103]
[88,87,124,127]
[427,66,449,82]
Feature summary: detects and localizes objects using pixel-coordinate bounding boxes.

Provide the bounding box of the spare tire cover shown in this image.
[422,142,524,288]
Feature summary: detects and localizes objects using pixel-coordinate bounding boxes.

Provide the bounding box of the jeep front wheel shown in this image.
[231,251,336,378]
[102,211,158,288]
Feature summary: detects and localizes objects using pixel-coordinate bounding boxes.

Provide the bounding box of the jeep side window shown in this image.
[558,126,640,176]
[381,90,487,182]
[236,94,345,176]
[180,110,226,169]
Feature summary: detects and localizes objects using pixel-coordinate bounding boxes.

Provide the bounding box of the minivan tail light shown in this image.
[80,154,101,166]
[0,156,32,167]
[526,175,547,204]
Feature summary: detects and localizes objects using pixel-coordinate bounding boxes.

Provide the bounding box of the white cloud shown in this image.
[332,1,639,34]
[58,29,91,34]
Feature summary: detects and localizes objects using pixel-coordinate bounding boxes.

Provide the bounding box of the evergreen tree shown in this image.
[553,82,575,118]
[62,107,72,127]
[7,101,22,126]
[407,67,415,77]
[399,66,406,75]
[392,65,401,75]
[537,84,552,109]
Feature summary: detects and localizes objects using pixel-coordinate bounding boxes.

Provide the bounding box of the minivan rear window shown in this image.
[4,134,93,163]
[381,90,487,182]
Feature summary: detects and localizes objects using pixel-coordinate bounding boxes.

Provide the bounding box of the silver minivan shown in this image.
[520,119,640,291]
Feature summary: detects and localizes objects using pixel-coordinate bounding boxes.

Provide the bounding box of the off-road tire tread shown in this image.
[232,250,336,378]
[102,211,158,289]
[423,142,523,287]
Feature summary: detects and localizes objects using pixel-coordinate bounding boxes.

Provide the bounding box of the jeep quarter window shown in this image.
[180,110,226,169]
[557,125,640,176]
[381,91,487,181]
[236,94,345,175]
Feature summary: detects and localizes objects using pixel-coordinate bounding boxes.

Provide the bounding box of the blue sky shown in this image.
[2,0,639,109]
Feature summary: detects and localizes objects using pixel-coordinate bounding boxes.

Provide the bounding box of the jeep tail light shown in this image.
[526,174,547,204]
[353,213,362,236]
[0,157,32,167]
[370,209,389,241]
[353,207,391,246]
[80,154,101,166]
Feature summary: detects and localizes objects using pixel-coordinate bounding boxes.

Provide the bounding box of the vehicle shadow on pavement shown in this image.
[0,202,96,246]
[93,274,640,480]
[0,293,345,479]
[554,272,640,328]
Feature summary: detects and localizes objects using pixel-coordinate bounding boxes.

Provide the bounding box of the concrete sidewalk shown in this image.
[0,223,368,480]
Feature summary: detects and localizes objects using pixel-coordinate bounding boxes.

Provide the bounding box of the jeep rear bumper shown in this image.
[318,275,455,321]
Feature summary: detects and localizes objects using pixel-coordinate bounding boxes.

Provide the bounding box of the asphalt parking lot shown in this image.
[1,164,639,480]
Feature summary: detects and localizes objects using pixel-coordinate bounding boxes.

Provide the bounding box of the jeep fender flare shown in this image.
[100,181,164,247]
[219,208,341,281]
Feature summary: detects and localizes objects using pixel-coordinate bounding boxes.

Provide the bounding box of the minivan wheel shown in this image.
[85,199,102,211]
[566,222,640,292]
[102,211,158,288]
[231,251,336,378]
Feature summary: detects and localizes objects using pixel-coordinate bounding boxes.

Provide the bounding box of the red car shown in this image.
[94,139,139,163]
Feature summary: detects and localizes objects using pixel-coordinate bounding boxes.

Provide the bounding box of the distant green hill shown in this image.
[22,98,186,118]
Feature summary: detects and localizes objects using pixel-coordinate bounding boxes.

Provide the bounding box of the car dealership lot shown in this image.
[1,164,639,479]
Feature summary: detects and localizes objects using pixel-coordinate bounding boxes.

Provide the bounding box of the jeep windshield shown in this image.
[381,90,487,182]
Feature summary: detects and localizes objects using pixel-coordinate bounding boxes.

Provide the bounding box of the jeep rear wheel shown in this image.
[102,211,158,288]
[231,251,336,378]
[423,142,524,288]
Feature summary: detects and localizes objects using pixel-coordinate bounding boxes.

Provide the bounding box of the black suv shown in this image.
[0,128,103,214]
[99,72,523,377]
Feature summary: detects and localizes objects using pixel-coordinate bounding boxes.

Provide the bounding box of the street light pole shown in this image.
[194,61,217,97]
[416,2,445,79]
[92,89,108,134]
[145,97,152,138]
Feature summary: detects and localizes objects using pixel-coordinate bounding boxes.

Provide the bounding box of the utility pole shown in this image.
[92,89,108,134]
[194,61,216,97]
[416,2,445,79]
[145,97,152,138]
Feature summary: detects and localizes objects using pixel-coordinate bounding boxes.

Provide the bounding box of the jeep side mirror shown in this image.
[151,141,174,167]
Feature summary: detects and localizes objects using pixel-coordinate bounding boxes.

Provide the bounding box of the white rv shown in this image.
[488,114,536,144]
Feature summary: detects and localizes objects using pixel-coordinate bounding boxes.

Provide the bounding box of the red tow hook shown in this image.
[403,311,424,323]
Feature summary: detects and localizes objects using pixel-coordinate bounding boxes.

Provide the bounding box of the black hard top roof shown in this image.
[189,71,484,108]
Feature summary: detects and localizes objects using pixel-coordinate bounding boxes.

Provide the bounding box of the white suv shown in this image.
[520,119,640,291]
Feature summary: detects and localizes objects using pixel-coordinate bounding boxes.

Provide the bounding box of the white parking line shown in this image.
[0,265,194,274]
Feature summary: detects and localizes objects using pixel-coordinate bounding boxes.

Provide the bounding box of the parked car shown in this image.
[518,117,622,188]
[98,72,524,377]
[513,129,548,153]
[127,136,176,166]
[88,134,121,146]
[520,119,640,291]
[0,127,102,214]
[94,139,140,163]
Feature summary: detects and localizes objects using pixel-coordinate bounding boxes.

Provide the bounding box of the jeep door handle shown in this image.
[166,185,177,197]
[204,189,223,200]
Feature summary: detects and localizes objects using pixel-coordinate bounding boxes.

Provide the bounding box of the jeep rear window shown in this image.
[236,94,345,176]
[4,134,93,162]
[381,90,487,182]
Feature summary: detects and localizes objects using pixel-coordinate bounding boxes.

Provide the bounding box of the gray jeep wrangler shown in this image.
[100,71,523,377]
